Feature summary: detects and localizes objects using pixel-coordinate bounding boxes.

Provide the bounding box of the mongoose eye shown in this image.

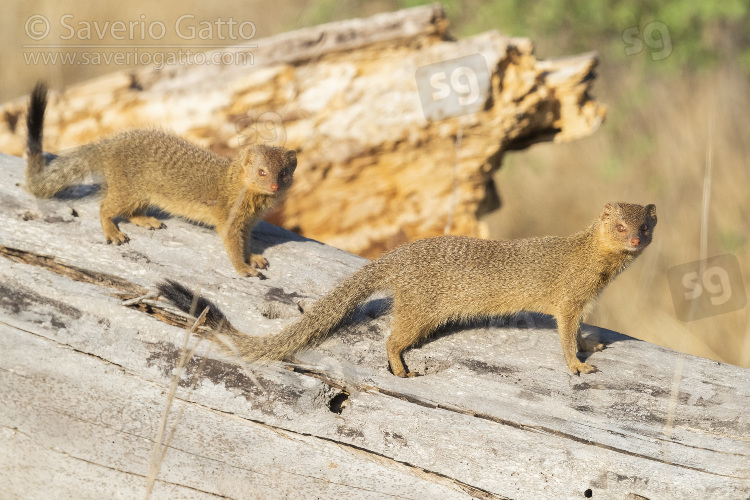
[616,224,626,232]
[280,171,287,178]
[640,224,648,232]
[258,169,267,177]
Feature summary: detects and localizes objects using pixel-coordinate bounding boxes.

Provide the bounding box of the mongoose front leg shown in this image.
[99,196,129,245]
[242,215,268,269]
[247,253,268,269]
[218,220,265,278]
[555,309,597,375]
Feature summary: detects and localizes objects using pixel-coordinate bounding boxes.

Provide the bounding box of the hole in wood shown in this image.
[329,392,349,414]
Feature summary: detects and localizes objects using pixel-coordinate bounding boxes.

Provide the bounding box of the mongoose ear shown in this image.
[239,148,255,171]
[601,202,618,219]
[646,204,657,224]
[285,150,297,169]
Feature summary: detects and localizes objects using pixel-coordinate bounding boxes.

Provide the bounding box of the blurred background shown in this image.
[2,0,749,368]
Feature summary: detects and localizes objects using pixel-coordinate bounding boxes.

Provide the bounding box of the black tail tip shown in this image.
[156,279,226,326]
[31,81,48,101]
[26,81,48,149]
[29,81,48,115]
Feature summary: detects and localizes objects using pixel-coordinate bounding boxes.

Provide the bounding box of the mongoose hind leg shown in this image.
[386,312,435,377]
[128,210,166,230]
[555,309,597,375]
[385,334,411,377]
[99,195,130,245]
[578,336,605,353]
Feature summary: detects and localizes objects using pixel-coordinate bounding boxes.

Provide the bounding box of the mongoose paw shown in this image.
[144,220,167,230]
[105,231,130,245]
[388,361,409,378]
[237,265,267,279]
[247,254,269,269]
[579,339,606,353]
[569,362,598,375]
[129,216,166,230]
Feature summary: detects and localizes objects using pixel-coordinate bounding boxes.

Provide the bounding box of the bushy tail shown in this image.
[25,81,47,194]
[157,279,236,331]
[25,82,97,198]
[157,260,391,362]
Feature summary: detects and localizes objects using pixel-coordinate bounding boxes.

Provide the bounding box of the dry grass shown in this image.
[145,304,210,498]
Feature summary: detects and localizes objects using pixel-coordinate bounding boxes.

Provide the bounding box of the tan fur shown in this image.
[166,202,657,375]
[25,83,296,278]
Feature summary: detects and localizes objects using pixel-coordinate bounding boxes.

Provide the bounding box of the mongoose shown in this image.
[158,202,657,375]
[25,82,297,278]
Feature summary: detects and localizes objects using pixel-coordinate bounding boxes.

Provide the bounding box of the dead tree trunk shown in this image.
[0,5,604,257]
[0,151,748,499]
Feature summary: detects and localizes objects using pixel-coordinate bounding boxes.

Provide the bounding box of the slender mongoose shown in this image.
[25,82,297,278]
[159,202,657,375]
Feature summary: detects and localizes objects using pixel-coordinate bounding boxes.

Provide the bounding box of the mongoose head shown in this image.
[238,144,297,195]
[597,202,657,255]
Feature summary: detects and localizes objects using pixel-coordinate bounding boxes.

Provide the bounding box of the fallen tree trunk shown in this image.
[0,152,748,499]
[0,4,604,257]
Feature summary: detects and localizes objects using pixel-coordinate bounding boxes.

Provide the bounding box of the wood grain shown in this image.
[1,151,748,499]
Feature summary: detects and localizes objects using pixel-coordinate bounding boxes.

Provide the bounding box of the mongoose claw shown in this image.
[388,360,411,378]
[248,254,269,269]
[130,216,167,230]
[105,231,130,245]
[237,265,267,279]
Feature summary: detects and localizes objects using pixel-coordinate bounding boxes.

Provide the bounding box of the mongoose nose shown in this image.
[270,183,279,192]
[630,237,640,246]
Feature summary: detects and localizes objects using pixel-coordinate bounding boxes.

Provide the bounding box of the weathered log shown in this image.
[0,4,604,258]
[1,151,748,499]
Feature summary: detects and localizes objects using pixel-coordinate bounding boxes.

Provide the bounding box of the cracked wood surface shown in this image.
[0,4,605,258]
[0,152,749,499]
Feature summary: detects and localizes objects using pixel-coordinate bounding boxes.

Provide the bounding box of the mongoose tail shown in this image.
[157,259,390,361]
[25,82,98,198]
[25,82,47,180]
[158,279,234,331]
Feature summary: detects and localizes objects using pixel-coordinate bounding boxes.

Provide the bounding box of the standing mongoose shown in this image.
[159,202,657,375]
[25,82,297,278]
